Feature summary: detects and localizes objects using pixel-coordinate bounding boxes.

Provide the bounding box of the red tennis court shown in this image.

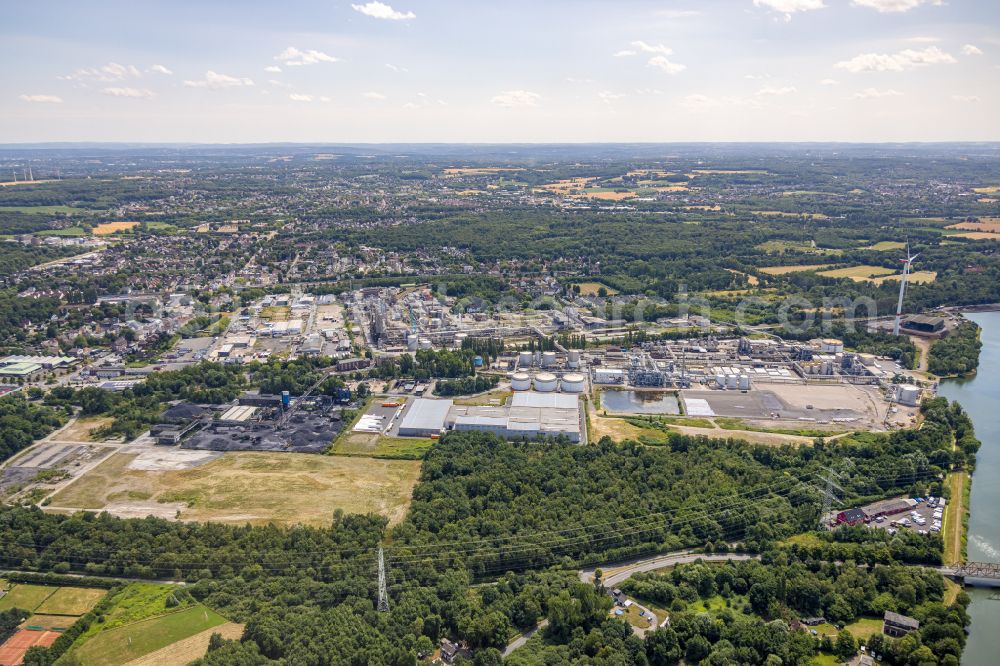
[0,628,60,665]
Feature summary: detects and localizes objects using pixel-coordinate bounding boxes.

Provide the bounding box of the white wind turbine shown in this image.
[892,242,920,336]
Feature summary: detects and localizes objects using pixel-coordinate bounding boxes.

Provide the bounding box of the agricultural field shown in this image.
[972,186,1000,194]
[46,450,422,526]
[0,584,59,612]
[867,241,906,251]
[33,226,87,237]
[442,167,524,176]
[752,210,829,220]
[817,265,896,281]
[0,205,87,214]
[871,270,937,284]
[92,221,139,235]
[759,264,833,275]
[573,281,619,296]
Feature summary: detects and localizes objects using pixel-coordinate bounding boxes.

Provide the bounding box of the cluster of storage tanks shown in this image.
[510,371,585,393]
[516,349,581,369]
[712,367,751,391]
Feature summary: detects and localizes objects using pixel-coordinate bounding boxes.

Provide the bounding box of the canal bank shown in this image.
[936,311,1000,666]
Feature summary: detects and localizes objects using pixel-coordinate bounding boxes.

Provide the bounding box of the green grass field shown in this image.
[0,205,88,214]
[71,605,228,666]
[0,584,57,612]
[33,226,87,237]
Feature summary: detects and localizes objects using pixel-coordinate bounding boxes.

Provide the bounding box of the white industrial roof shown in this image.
[510,392,578,409]
[400,398,454,432]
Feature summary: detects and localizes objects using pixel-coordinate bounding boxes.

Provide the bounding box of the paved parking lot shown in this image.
[872,497,945,537]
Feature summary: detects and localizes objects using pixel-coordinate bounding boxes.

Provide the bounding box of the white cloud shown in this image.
[681,93,716,109]
[351,2,415,20]
[635,87,665,95]
[182,71,255,89]
[962,44,984,56]
[268,79,291,88]
[632,40,674,56]
[753,0,825,19]
[363,91,387,100]
[490,90,541,108]
[820,78,839,85]
[275,47,339,66]
[289,93,314,102]
[952,94,980,102]
[756,85,796,96]
[598,91,626,104]
[19,94,63,103]
[647,55,686,75]
[851,0,942,13]
[853,87,903,98]
[61,62,141,84]
[149,64,173,75]
[385,63,409,73]
[102,87,155,99]
[264,65,282,73]
[613,50,637,57]
[744,74,771,80]
[835,46,956,72]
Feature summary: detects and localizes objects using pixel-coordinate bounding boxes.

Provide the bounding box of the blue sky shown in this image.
[1,0,997,142]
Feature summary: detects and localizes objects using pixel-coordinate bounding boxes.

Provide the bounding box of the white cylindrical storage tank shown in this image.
[418,337,432,350]
[454,332,467,347]
[561,372,585,393]
[820,338,844,354]
[897,384,921,406]
[407,334,418,351]
[430,317,442,328]
[511,372,532,391]
[542,351,557,368]
[726,374,739,390]
[716,373,726,389]
[534,372,558,392]
[519,351,533,368]
[739,375,750,391]
[567,350,581,369]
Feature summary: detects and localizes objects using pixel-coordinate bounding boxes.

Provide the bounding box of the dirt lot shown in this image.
[46,451,421,526]
[52,416,116,443]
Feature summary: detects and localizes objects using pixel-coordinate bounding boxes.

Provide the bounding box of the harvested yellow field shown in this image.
[978,198,998,204]
[760,264,833,275]
[583,190,636,201]
[818,265,896,281]
[752,210,829,220]
[946,217,1000,232]
[443,167,524,176]
[93,221,139,235]
[123,623,244,666]
[574,281,619,296]
[682,205,721,211]
[872,270,938,285]
[535,177,598,194]
[972,186,1000,194]
[0,179,57,187]
[47,451,422,527]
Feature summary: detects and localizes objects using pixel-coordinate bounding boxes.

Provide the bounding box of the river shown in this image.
[936,311,1000,666]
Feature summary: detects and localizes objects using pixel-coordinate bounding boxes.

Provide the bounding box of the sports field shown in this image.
[47,450,422,526]
[0,584,55,612]
[35,586,107,615]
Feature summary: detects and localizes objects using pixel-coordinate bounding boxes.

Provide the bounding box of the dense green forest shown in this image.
[0,393,66,463]
[928,321,982,377]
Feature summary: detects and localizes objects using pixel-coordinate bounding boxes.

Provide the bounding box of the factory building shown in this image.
[447,392,581,443]
[398,398,454,437]
[901,315,946,335]
[592,367,625,384]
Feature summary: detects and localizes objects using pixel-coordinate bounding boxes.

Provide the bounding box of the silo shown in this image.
[542,351,557,368]
[473,355,484,368]
[726,374,739,390]
[716,372,726,389]
[418,338,432,350]
[281,391,290,409]
[519,351,533,368]
[534,372,558,392]
[567,350,581,369]
[561,373,585,393]
[511,372,531,391]
[407,334,418,351]
[738,375,751,391]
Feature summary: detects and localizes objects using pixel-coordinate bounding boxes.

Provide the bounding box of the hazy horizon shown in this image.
[3,0,998,144]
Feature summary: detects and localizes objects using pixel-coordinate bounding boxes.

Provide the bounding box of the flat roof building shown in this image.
[448,392,582,443]
[398,398,454,437]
